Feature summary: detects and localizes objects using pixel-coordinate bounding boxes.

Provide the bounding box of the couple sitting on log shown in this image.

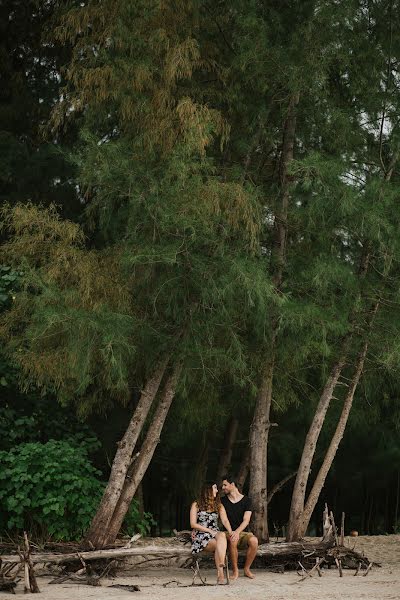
[190,475,259,584]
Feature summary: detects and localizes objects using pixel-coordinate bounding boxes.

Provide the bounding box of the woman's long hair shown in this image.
[196,482,221,512]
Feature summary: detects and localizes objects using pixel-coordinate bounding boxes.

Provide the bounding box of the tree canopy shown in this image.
[1,0,400,541]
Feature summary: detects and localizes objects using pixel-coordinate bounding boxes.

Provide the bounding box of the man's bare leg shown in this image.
[243,536,258,579]
[228,540,239,580]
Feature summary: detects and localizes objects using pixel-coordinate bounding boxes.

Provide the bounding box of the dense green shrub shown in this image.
[0,440,103,539]
[123,500,156,537]
[0,438,156,540]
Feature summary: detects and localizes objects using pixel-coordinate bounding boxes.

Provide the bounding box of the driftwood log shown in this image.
[0,536,375,580]
[0,537,337,566]
[0,507,378,595]
[0,508,376,580]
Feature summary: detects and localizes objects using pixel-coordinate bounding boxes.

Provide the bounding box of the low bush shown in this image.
[0,439,103,539]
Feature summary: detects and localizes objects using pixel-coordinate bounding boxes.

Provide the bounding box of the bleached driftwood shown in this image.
[0,507,375,575]
[0,537,335,566]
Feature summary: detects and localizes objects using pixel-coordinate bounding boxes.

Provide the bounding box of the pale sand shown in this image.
[2,535,399,599]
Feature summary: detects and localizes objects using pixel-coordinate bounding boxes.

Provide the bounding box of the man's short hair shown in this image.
[221,474,237,486]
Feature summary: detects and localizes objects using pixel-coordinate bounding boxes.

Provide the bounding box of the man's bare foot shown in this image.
[244,568,255,579]
[230,570,239,581]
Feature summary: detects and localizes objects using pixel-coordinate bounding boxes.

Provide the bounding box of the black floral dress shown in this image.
[191,510,219,554]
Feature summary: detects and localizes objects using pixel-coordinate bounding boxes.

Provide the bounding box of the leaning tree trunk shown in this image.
[249,93,300,542]
[297,342,369,538]
[286,263,367,543]
[84,355,170,548]
[285,245,371,542]
[216,417,239,484]
[286,351,348,541]
[103,362,182,545]
[286,147,396,542]
[294,300,380,537]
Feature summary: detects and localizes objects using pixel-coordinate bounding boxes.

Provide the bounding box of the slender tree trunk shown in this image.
[272,93,300,289]
[287,299,379,541]
[103,362,182,545]
[216,417,239,484]
[267,470,297,505]
[135,482,145,518]
[249,360,274,541]
[295,341,369,538]
[286,351,348,541]
[249,93,300,542]
[236,445,250,491]
[84,355,170,548]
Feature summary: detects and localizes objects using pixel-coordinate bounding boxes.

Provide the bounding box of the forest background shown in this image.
[1,0,400,547]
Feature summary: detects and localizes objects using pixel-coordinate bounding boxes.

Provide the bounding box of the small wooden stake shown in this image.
[76,552,86,570]
[225,554,230,585]
[340,512,345,546]
[24,560,30,594]
[298,561,312,578]
[316,557,322,577]
[322,504,332,539]
[335,558,343,577]
[363,562,373,576]
[191,560,207,586]
[292,558,325,584]
[329,511,339,546]
[23,532,40,593]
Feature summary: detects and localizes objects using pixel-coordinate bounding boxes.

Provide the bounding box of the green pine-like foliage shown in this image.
[1,0,400,535]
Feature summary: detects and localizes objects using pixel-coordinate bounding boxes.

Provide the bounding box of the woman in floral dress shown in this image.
[190,482,232,584]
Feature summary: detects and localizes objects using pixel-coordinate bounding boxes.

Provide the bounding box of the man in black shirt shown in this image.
[221,475,258,580]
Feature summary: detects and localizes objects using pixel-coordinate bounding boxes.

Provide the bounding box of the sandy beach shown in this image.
[2,535,399,600]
